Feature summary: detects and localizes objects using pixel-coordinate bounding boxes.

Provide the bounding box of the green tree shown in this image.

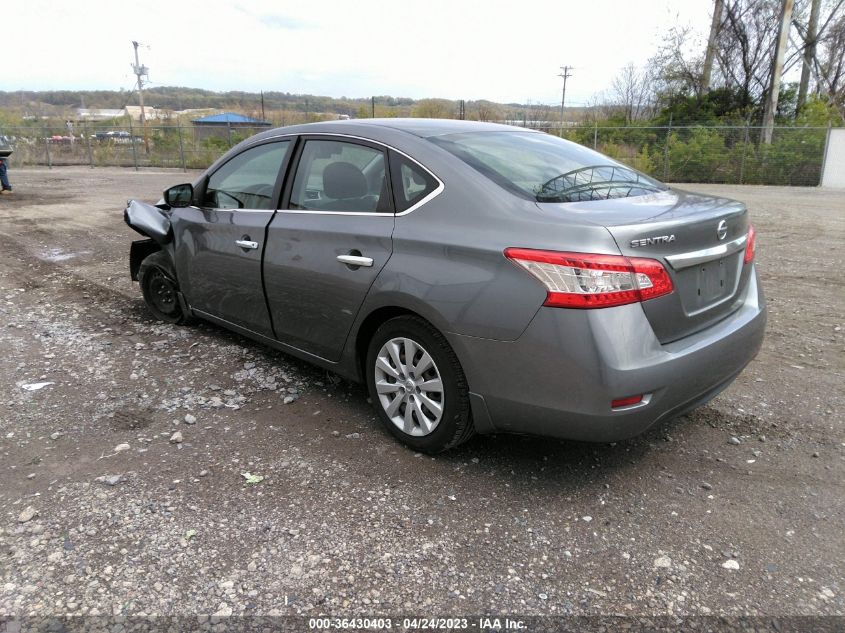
[413,99,455,118]
[653,87,754,126]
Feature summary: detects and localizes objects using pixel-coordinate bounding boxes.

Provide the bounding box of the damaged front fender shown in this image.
[124,199,172,244]
[129,238,160,281]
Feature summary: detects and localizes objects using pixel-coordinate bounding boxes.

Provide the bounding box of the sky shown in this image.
[7,0,714,106]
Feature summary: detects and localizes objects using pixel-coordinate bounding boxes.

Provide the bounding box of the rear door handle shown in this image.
[336,254,374,267]
[235,239,259,250]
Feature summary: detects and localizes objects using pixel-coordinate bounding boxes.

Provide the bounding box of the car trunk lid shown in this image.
[537,188,752,343]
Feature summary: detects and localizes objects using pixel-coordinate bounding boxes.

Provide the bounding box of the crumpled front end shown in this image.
[124,200,173,281]
[124,199,172,244]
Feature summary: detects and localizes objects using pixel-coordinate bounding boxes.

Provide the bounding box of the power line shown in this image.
[131,41,150,154]
[558,66,573,125]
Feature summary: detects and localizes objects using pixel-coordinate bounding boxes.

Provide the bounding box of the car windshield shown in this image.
[429,131,667,203]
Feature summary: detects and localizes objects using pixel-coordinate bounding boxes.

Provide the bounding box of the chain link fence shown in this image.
[540,124,832,186]
[0,122,271,172]
[0,122,834,186]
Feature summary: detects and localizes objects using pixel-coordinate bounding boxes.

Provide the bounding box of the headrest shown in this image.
[323,162,367,199]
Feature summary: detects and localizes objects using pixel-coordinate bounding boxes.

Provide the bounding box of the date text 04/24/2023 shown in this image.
[307,617,527,630]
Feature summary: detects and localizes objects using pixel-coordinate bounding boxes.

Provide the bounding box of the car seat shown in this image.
[317,161,379,211]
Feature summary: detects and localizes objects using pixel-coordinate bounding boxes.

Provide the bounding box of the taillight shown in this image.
[744,224,756,264]
[504,248,673,309]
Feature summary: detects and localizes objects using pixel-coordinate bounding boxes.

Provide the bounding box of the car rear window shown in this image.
[429,131,666,203]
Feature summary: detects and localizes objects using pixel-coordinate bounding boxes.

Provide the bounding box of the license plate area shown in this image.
[671,251,743,318]
[698,258,727,300]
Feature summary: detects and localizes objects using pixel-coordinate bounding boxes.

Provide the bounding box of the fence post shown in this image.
[739,121,750,184]
[663,114,672,181]
[227,121,232,147]
[128,118,139,171]
[593,122,598,149]
[84,123,94,168]
[44,128,52,169]
[178,124,187,172]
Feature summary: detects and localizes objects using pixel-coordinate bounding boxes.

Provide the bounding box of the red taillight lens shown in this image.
[744,224,756,264]
[504,248,674,309]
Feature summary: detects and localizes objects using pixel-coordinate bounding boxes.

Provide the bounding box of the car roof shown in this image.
[335,118,531,137]
[253,118,537,141]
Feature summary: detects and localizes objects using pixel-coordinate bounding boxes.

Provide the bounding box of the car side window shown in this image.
[203,141,290,210]
[389,151,439,212]
[289,140,390,213]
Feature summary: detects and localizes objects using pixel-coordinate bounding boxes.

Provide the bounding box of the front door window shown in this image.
[203,141,291,210]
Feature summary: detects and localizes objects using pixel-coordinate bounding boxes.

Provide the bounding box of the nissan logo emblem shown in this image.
[717,220,728,240]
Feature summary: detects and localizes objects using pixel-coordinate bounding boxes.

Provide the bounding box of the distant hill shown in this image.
[0,87,590,125]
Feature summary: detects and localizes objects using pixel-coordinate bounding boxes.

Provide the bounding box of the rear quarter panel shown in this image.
[355,143,623,342]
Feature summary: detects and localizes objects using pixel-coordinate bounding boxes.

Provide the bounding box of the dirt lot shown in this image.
[0,167,843,626]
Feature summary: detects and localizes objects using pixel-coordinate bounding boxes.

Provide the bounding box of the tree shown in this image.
[609,63,654,123]
[797,0,822,109]
[813,2,845,112]
[715,0,784,105]
[654,86,755,125]
[582,92,621,124]
[761,0,795,144]
[649,24,707,106]
[702,0,726,92]
[412,99,455,119]
[471,100,501,122]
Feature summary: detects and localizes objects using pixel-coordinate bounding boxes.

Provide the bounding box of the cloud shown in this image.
[258,14,312,30]
[232,4,313,30]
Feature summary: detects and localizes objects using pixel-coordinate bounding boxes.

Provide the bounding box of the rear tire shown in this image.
[138,252,190,325]
[366,316,475,453]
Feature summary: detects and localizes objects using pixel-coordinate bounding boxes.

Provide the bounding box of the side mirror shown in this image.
[164,183,194,208]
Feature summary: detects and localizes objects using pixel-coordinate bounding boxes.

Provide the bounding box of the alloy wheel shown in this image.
[374,337,444,437]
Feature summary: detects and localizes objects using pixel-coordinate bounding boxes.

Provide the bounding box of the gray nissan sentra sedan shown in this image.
[125,119,766,453]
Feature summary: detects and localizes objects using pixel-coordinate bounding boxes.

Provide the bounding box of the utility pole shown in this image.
[131,41,150,154]
[701,0,724,94]
[797,0,821,111]
[558,66,573,129]
[762,0,795,144]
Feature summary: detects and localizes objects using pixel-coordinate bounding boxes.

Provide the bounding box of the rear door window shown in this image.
[288,139,391,213]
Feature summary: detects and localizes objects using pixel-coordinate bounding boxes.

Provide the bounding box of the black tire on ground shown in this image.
[138,251,190,325]
[365,315,475,453]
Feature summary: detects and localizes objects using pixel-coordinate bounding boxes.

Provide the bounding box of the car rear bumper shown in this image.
[451,267,766,442]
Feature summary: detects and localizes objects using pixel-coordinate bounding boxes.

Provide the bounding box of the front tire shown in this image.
[138,252,189,324]
[366,316,474,453]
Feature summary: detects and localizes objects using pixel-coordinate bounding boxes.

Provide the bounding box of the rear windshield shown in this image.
[429,131,667,203]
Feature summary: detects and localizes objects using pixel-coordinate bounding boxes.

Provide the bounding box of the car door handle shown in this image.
[336,254,374,267]
[235,239,259,250]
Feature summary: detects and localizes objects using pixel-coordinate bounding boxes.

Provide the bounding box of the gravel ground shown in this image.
[0,168,843,628]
